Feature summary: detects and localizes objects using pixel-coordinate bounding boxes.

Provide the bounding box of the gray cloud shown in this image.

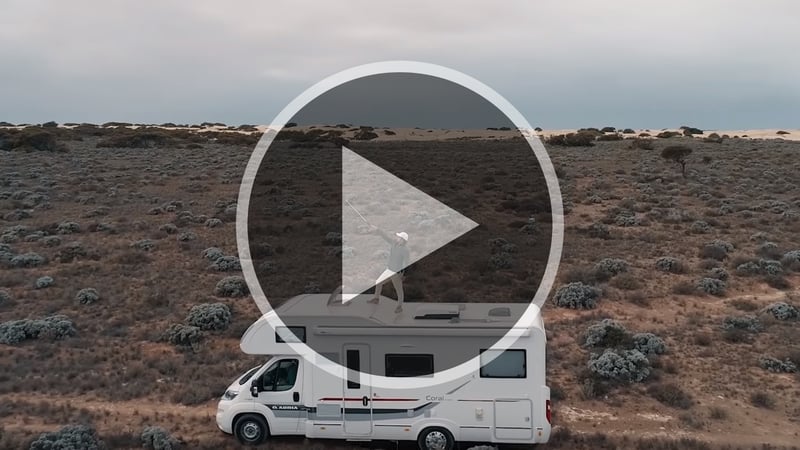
[1,0,798,128]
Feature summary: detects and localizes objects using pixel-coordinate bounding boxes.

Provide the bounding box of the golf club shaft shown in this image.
[345,200,370,225]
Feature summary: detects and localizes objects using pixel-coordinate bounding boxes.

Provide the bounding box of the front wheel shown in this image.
[234,414,269,446]
[417,427,455,450]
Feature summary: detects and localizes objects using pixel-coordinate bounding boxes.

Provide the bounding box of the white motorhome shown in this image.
[216,293,551,449]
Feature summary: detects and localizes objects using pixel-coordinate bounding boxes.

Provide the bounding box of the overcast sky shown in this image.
[1,0,798,129]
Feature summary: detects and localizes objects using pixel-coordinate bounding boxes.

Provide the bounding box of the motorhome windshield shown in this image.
[238,365,263,385]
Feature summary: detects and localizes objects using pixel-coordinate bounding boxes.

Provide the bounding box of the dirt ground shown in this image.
[1,126,799,449]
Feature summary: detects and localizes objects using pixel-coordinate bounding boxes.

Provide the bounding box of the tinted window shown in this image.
[275,326,306,343]
[261,359,299,391]
[479,349,526,378]
[346,349,360,389]
[385,354,434,377]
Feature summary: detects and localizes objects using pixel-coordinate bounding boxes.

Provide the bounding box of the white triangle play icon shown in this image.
[340,146,479,303]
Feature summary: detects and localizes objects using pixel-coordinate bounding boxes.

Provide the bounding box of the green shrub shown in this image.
[583,319,630,348]
[633,333,667,355]
[186,303,231,331]
[763,302,799,320]
[0,315,76,344]
[214,276,249,297]
[722,315,763,332]
[75,288,99,305]
[594,258,628,280]
[30,424,103,450]
[553,282,601,309]
[162,324,202,347]
[35,276,54,289]
[208,255,241,272]
[201,247,224,261]
[141,425,180,450]
[588,349,650,383]
[9,252,45,268]
[697,277,726,296]
[655,256,685,274]
[758,355,797,373]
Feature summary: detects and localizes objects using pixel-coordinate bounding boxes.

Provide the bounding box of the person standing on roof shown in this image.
[367,225,409,313]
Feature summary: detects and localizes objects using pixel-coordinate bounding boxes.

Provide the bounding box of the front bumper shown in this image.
[216,403,233,434]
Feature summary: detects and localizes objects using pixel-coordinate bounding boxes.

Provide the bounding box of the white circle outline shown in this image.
[237,61,564,389]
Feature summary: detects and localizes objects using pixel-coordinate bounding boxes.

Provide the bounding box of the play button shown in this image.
[238,61,563,383]
[340,145,478,303]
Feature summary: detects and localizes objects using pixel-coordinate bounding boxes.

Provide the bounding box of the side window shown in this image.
[385,354,434,377]
[345,349,360,389]
[275,326,306,343]
[479,349,526,378]
[260,359,299,391]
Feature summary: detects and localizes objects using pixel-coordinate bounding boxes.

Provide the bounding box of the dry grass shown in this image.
[1,127,800,447]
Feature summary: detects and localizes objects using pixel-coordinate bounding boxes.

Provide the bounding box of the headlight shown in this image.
[223,390,238,400]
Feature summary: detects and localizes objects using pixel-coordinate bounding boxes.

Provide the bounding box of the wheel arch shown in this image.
[415,420,459,442]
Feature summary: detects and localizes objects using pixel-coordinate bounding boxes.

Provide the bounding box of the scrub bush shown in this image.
[177,231,196,242]
[56,221,81,234]
[141,426,180,450]
[488,252,513,270]
[30,424,103,450]
[201,247,224,261]
[583,319,630,348]
[594,258,629,280]
[588,349,650,383]
[0,315,76,344]
[35,276,54,289]
[588,222,610,239]
[9,252,45,268]
[214,276,249,297]
[697,277,726,296]
[186,303,231,331]
[162,323,202,347]
[647,383,693,409]
[632,332,667,355]
[75,288,99,304]
[131,239,155,251]
[707,267,729,281]
[780,250,800,270]
[553,282,601,309]
[655,257,685,274]
[700,240,734,260]
[690,220,711,234]
[763,302,799,320]
[722,315,763,332]
[758,356,797,373]
[208,256,241,272]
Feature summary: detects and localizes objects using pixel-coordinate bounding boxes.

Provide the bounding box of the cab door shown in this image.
[253,358,304,434]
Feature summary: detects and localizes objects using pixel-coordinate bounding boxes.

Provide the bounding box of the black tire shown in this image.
[234,414,269,446]
[417,427,455,450]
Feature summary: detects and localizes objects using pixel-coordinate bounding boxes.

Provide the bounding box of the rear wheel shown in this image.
[417,427,455,450]
[234,414,269,446]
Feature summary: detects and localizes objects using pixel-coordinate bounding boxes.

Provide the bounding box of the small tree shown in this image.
[661,145,692,177]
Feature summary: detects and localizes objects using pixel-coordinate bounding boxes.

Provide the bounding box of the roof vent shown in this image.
[489,307,511,317]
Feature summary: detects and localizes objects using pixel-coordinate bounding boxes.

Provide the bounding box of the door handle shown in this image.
[293,392,300,402]
[362,396,369,407]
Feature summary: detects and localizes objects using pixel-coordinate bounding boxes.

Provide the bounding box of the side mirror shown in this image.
[250,379,259,398]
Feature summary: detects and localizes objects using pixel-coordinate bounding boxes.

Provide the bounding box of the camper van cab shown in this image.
[216,294,552,449]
